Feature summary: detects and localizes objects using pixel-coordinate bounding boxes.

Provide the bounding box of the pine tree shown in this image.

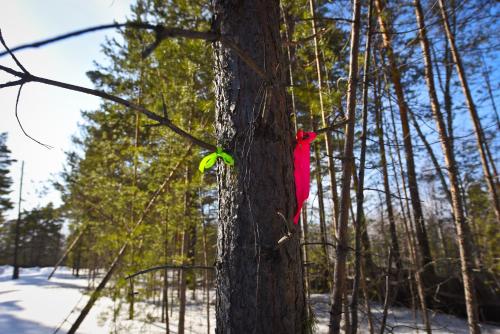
[0,133,15,223]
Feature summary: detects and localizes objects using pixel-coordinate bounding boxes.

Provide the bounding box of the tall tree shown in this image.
[414,0,481,332]
[12,160,24,279]
[212,0,306,332]
[308,0,340,233]
[329,0,362,332]
[374,0,435,277]
[350,1,374,331]
[437,0,500,224]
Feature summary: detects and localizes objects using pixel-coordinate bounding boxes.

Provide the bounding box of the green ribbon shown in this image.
[199,147,234,172]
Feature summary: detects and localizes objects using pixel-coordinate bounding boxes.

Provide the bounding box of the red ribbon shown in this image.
[293,130,317,224]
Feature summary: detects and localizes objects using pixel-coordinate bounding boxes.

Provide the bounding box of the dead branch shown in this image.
[126,264,214,280]
[0,21,268,81]
[0,29,216,151]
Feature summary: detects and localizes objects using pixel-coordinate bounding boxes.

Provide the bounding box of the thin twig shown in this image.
[15,83,52,148]
[0,22,267,81]
[126,264,214,280]
[0,23,157,57]
[0,64,216,151]
[0,29,29,73]
[315,119,348,134]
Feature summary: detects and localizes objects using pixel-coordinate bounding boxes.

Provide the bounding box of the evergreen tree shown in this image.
[0,132,15,223]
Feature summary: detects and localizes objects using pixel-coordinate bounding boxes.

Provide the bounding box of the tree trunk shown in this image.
[374,0,435,277]
[414,1,481,332]
[281,7,311,311]
[48,226,86,280]
[212,1,306,332]
[480,57,500,130]
[178,166,194,334]
[162,211,170,334]
[437,0,500,225]
[410,115,452,204]
[351,1,374,331]
[384,83,432,334]
[12,161,24,280]
[328,0,362,332]
[310,112,331,292]
[201,214,211,334]
[374,73,402,273]
[308,0,340,232]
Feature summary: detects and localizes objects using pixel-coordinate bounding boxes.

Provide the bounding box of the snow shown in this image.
[309,294,500,334]
[0,266,213,334]
[0,266,499,333]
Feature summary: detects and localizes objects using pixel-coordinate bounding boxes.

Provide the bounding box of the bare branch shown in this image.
[15,83,52,149]
[0,79,25,89]
[142,26,218,58]
[0,63,216,151]
[1,21,270,87]
[295,16,354,24]
[315,119,348,134]
[283,26,333,46]
[0,29,29,73]
[126,264,214,280]
[0,22,156,58]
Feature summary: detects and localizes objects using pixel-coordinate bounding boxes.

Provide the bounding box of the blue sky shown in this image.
[0,0,135,219]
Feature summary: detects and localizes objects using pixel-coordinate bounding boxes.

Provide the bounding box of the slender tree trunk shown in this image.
[12,161,24,280]
[162,210,170,334]
[374,1,435,277]
[414,1,481,332]
[178,230,188,334]
[74,238,82,278]
[360,264,374,334]
[301,205,312,311]
[309,0,340,232]
[351,1,374,331]
[437,0,500,224]
[281,7,311,314]
[379,249,393,334]
[201,215,210,334]
[213,1,305,332]
[410,114,452,203]
[384,83,432,334]
[328,0,362,332]
[310,112,331,291]
[480,57,500,130]
[48,226,87,280]
[374,71,402,273]
[178,166,194,334]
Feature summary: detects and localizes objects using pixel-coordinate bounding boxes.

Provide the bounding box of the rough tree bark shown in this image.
[212,1,306,333]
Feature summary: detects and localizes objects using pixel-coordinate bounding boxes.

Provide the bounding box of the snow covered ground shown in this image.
[0,266,499,333]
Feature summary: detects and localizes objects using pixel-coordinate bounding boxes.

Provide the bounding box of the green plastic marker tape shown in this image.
[199,147,234,172]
